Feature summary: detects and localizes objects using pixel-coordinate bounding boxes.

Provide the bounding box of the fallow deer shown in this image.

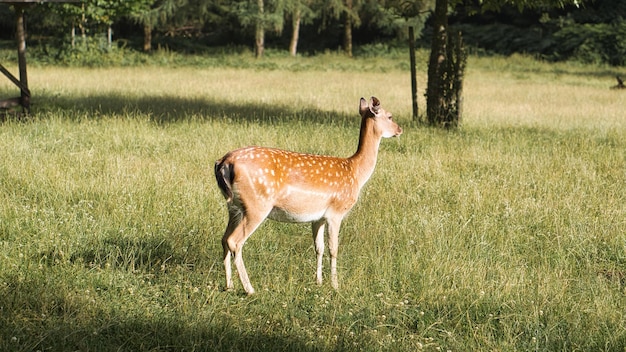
[214,96,402,294]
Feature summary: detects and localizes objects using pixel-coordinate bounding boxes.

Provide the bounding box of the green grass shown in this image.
[0,52,625,351]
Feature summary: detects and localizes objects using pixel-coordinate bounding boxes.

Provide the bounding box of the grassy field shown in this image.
[0,51,625,351]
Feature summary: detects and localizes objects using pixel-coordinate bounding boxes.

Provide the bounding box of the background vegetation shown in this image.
[0,49,625,351]
[1,0,625,65]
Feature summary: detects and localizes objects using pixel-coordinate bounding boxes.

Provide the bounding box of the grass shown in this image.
[0,51,625,351]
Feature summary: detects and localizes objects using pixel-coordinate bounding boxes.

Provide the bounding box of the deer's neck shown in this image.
[349,117,382,189]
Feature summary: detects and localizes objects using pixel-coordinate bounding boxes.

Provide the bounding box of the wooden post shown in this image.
[16,4,29,113]
[408,26,418,122]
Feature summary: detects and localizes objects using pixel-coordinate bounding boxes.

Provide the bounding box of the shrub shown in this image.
[550,21,626,66]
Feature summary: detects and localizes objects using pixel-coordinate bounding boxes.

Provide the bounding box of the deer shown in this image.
[214,96,402,294]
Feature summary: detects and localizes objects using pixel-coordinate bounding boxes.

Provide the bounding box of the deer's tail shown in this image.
[215,158,235,202]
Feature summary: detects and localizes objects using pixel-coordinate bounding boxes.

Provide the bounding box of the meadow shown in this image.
[0,50,625,351]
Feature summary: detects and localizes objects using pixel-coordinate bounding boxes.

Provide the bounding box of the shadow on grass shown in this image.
[32,91,358,127]
[0,255,341,352]
[14,234,347,351]
[67,235,187,273]
[2,312,320,351]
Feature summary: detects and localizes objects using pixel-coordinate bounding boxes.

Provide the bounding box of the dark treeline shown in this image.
[0,0,625,65]
[451,0,626,65]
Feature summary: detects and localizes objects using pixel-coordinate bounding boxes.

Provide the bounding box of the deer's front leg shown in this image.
[222,210,264,295]
[312,220,326,285]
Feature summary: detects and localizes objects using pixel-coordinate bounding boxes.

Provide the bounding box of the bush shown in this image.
[450,20,626,66]
[550,21,626,66]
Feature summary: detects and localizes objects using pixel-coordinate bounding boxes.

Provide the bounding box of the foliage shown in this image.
[128,0,183,34]
[550,21,626,65]
[234,0,285,32]
[450,0,626,66]
[451,18,626,66]
[285,0,319,27]
[2,0,624,65]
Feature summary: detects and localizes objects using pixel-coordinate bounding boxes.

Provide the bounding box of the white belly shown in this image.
[267,207,325,223]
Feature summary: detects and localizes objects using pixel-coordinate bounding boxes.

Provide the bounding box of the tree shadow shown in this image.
[0,272,333,352]
[3,236,347,352]
[66,234,186,273]
[34,91,357,127]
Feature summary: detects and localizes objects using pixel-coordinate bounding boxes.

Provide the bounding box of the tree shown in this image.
[425,0,584,128]
[426,0,458,127]
[234,0,284,58]
[160,0,218,38]
[255,0,265,57]
[91,0,136,49]
[322,0,361,57]
[129,0,181,51]
[286,0,317,56]
[343,0,353,57]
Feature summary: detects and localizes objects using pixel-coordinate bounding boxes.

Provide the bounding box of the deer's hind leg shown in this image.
[222,206,269,295]
[222,208,242,291]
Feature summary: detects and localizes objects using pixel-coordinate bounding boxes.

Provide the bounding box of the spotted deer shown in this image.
[214,97,402,294]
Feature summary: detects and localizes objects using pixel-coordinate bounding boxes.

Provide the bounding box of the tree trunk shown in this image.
[79,4,86,46]
[255,0,265,58]
[343,0,353,57]
[107,25,112,50]
[143,24,152,52]
[452,32,466,126]
[426,0,467,129]
[426,0,448,126]
[16,5,29,113]
[289,7,301,57]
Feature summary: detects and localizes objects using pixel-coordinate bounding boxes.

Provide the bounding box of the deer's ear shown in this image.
[359,97,369,116]
[369,96,380,114]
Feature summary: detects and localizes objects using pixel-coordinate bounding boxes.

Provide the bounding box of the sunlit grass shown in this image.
[0,52,625,351]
